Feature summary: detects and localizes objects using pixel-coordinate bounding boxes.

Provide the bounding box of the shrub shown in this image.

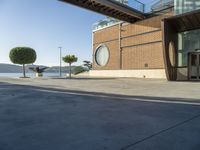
[9,47,37,77]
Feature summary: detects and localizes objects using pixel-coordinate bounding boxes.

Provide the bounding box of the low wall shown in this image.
[89,69,166,79]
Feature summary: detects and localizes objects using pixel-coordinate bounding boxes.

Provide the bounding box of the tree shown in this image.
[73,66,86,75]
[29,66,49,77]
[62,55,78,79]
[83,60,92,70]
[9,47,37,78]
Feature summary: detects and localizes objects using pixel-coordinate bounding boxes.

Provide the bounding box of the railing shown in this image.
[113,0,174,13]
[125,0,145,12]
[93,0,145,31]
[93,0,174,31]
[145,0,174,13]
[93,18,121,31]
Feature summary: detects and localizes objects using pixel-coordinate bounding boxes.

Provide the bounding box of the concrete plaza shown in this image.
[0,77,200,100]
[0,77,200,150]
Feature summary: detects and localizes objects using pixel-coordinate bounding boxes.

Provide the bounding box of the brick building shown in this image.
[61,0,200,81]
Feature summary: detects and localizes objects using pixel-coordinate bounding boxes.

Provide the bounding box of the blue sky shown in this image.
[0,0,152,66]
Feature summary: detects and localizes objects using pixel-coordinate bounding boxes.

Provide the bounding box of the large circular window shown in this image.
[95,45,110,66]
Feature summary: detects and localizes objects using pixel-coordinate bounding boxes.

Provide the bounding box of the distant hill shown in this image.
[0,63,22,73]
[0,63,76,73]
[45,66,76,73]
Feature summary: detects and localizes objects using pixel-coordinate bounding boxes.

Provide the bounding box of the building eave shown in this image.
[59,0,146,23]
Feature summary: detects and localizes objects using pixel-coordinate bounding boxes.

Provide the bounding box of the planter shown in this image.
[36,73,43,77]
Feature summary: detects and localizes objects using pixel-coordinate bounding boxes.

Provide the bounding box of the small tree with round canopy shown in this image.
[63,55,78,79]
[9,47,37,78]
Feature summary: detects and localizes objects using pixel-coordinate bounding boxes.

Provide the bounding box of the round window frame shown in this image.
[95,44,110,66]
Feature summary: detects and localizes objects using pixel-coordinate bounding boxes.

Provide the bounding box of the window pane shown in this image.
[175,0,200,15]
[178,29,200,67]
[95,45,109,66]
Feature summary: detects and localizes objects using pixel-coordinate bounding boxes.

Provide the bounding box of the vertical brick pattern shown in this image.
[121,16,161,37]
[93,24,120,70]
[121,31,162,47]
[93,40,120,70]
[122,42,164,69]
[92,13,173,70]
[93,25,119,44]
[121,13,173,37]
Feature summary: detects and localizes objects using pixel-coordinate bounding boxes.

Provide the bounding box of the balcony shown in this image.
[60,0,146,23]
[60,0,174,31]
[145,0,174,13]
[93,0,174,31]
[111,0,174,14]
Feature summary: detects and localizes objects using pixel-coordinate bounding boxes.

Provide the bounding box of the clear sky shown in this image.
[0,0,152,66]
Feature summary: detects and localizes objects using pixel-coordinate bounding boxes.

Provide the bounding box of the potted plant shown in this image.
[29,66,49,77]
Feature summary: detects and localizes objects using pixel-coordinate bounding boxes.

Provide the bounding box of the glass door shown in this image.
[188,53,200,80]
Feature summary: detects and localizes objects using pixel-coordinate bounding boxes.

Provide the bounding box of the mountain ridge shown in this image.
[0,63,74,73]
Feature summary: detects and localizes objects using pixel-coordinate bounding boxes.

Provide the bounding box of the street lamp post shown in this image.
[58,47,62,77]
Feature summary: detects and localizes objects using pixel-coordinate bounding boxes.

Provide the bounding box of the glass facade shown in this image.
[178,29,200,67]
[175,0,200,15]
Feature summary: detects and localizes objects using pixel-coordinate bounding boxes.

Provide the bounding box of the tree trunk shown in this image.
[69,63,71,79]
[22,64,26,78]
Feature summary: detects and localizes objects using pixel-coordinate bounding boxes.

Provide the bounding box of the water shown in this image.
[0,73,66,78]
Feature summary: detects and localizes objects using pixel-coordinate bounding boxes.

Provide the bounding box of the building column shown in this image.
[119,23,122,69]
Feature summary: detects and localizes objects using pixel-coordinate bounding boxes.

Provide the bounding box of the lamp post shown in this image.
[58,47,62,77]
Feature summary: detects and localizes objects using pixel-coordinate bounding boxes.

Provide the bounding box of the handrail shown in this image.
[93,0,174,31]
[145,0,174,13]
[111,0,174,13]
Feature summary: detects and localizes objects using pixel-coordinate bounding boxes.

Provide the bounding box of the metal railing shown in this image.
[145,0,174,13]
[93,18,121,31]
[93,0,145,31]
[93,0,174,31]
[126,0,145,12]
[112,0,174,13]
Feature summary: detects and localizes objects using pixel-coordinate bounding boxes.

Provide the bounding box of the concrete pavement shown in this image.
[0,81,200,150]
[0,77,200,100]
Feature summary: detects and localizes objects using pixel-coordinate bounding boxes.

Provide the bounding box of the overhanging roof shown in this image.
[163,9,200,32]
[59,0,146,23]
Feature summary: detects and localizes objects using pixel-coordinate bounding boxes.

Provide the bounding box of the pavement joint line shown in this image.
[36,89,200,106]
[120,113,200,150]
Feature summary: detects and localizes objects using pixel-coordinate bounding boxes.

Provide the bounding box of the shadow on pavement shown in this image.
[0,81,199,104]
[0,81,200,150]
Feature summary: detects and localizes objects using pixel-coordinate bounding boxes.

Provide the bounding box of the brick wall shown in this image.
[122,42,164,69]
[93,40,120,70]
[93,13,173,70]
[93,25,119,44]
[93,24,120,70]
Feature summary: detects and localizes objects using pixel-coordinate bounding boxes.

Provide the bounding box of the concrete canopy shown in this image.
[59,0,146,23]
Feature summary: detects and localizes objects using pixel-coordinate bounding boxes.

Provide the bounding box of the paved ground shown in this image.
[0,80,200,150]
[0,77,200,100]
